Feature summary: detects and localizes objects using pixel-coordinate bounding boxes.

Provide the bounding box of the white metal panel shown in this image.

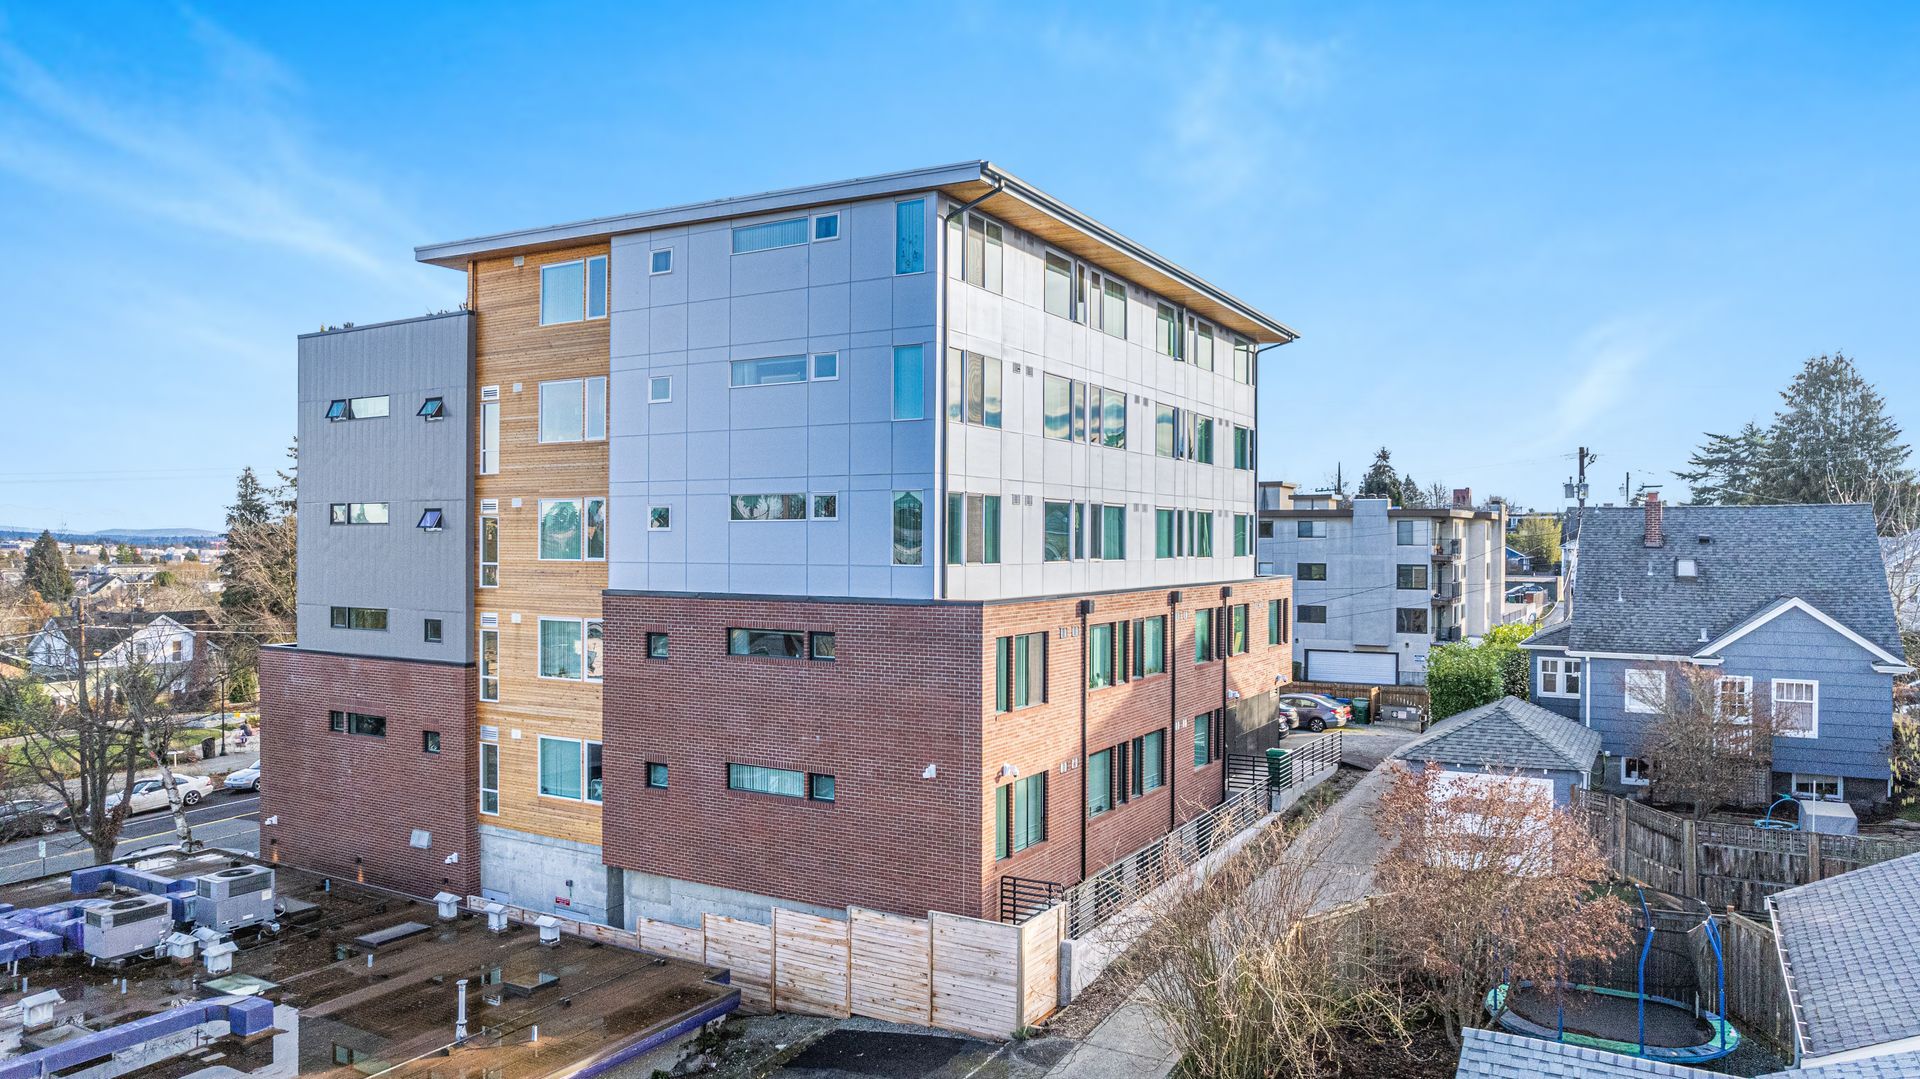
[1306,649,1398,685]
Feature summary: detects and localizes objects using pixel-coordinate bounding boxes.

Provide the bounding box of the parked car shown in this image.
[0,799,66,840]
[105,775,213,815]
[223,763,261,794]
[1277,693,1351,733]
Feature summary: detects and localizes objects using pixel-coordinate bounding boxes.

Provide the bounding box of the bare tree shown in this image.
[1632,661,1781,817]
[1373,764,1632,1046]
[1124,821,1414,1077]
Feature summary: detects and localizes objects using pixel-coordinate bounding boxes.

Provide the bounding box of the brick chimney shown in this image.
[1644,491,1664,547]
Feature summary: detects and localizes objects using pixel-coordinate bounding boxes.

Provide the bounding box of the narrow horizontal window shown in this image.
[732,217,809,254]
[730,493,806,521]
[728,628,805,658]
[329,502,389,526]
[328,395,388,421]
[727,763,806,798]
[329,606,388,631]
[731,355,807,387]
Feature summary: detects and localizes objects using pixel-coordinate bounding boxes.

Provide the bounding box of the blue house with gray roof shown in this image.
[1524,495,1909,807]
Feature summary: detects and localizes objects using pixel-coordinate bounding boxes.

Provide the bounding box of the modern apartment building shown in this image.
[1254,484,1506,684]
[262,162,1298,929]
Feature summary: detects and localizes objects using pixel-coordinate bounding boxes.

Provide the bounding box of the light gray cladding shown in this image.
[295,312,474,661]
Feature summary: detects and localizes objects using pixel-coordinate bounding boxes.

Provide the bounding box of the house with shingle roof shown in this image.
[1523,495,1908,807]
[1769,851,1920,1068]
[1392,695,1601,803]
[1455,1027,1920,1079]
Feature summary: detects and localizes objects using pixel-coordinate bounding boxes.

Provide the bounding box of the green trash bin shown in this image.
[1266,747,1294,789]
[1350,698,1371,725]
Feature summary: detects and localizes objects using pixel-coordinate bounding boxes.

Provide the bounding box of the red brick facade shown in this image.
[259,646,478,897]
[600,578,1292,921]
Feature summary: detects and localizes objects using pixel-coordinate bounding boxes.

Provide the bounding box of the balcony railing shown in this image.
[1436,626,1463,643]
[1431,583,1462,605]
[1432,538,1462,561]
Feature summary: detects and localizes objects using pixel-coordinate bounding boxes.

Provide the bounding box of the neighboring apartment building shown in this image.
[1524,495,1909,806]
[1254,485,1506,685]
[262,162,1299,929]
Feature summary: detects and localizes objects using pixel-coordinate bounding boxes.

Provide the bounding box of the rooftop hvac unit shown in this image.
[193,866,276,933]
[82,894,174,959]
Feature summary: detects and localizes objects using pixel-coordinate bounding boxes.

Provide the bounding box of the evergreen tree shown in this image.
[1676,422,1770,505]
[1761,353,1914,518]
[24,531,72,604]
[218,465,297,654]
[1400,473,1428,508]
[1358,447,1403,504]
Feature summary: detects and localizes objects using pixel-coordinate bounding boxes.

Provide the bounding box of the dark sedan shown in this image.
[0,799,66,841]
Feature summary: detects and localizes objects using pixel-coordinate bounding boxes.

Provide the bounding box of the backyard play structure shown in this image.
[1486,889,1741,1065]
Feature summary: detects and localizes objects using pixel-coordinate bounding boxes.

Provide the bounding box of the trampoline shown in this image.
[1485,890,1741,1064]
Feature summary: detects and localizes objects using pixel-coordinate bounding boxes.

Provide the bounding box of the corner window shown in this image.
[538,256,608,325]
[647,632,669,659]
[417,397,446,420]
[728,628,806,659]
[648,375,671,403]
[423,618,443,644]
[812,213,840,241]
[650,249,673,275]
[894,199,925,274]
[732,217,808,254]
[538,377,607,442]
[648,506,671,531]
[417,508,444,531]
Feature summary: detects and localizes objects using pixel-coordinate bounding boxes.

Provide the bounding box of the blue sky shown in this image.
[2,2,1915,531]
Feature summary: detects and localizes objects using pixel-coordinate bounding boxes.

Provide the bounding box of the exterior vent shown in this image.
[480,612,499,628]
[1675,559,1699,579]
[480,385,501,402]
[480,499,499,514]
[480,725,499,742]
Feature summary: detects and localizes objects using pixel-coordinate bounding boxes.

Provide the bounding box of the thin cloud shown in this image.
[1550,321,1660,437]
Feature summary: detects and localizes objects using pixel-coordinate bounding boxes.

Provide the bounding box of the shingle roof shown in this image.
[1395,695,1601,773]
[1768,1053,1920,1079]
[1523,620,1573,650]
[1563,504,1902,658]
[1453,1028,1720,1078]
[1769,851,1920,1058]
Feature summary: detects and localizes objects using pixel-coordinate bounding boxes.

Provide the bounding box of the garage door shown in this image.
[1306,650,1398,684]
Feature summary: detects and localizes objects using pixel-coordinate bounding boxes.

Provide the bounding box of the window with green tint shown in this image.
[1043,501,1073,562]
[892,345,924,419]
[479,743,499,814]
[892,491,923,565]
[809,774,836,802]
[995,784,1012,859]
[1268,599,1283,645]
[1155,509,1175,558]
[982,495,1000,563]
[994,633,1045,712]
[1234,514,1250,557]
[1299,605,1327,624]
[1196,513,1213,557]
[947,493,964,565]
[1087,623,1114,689]
[1230,604,1249,655]
[730,493,807,521]
[1136,615,1165,676]
[646,762,668,788]
[538,736,583,799]
[895,199,925,273]
[1101,505,1126,559]
[1087,749,1113,816]
[539,499,583,560]
[1196,417,1214,464]
[1194,608,1214,662]
[1156,303,1178,356]
[1140,730,1164,792]
[1193,712,1212,766]
[539,618,585,679]
[1234,426,1254,469]
[1013,773,1045,851]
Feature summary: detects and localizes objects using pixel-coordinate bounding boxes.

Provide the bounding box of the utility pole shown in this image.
[1563,447,1597,619]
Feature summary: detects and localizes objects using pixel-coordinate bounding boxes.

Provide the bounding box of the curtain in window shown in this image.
[539,738,583,798]
[540,620,583,679]
[895,200,925,273]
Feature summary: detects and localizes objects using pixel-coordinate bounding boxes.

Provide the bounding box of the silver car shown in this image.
[1277,693,1352,733]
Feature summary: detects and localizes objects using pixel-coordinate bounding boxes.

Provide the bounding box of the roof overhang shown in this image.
[414,160,1297,345]
[1694,596,1909,672]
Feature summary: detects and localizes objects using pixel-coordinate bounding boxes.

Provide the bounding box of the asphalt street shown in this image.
[0,790,260,885]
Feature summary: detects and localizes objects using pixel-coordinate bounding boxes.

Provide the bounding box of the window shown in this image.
[1044,253,1073,318]
[1194,608,1215,662]
[1136,615,1166,676]
[1298,519,1328,539]
[1100,387,1126,448]
[728,628,806,659]
[1395,608,1429,634]
[1297,563,1327,581]
[1194,710,1222,766]
[813,213,840,241]
[959,215,1004,292]
[811,493,838,520]
[1268,599,1287,645]
[479,516,499,587]
[994,773,1047,859]
[732,217,808,253]
[1100,277,1127,338]
[648,375,671,403]
[479,743,499,814]
[1717,675,1753,721]
[1396,520,1418,545]
[647,632,669,659]
[650,248,673,274]
[649,506,671,530]
[1087,622,1117,690]
[893,491,923,565]
[1299,605,1327,624]
[812,352,838,380]
[327,395,389,422]
[539,498,607,560]
[424,618,443,644]
[1233,425,1253,470]
[1772,679,1819,737]
[1156,303,1179,356]
[1155,509,1175,559]
[1195,417,1215,465]
[326,711,384,737]
[538,736,584,799]
[1044,501,1073,562]
[329,606,388,631]
[1135,730,1164,794]
[1230,605,1249,655]
[1791,774,1842,800]
[1625,668,1667,714]
[1193,321,1215,371]
[731,355,807,387]
[480,399,500,475]
[1259,521,1274,539]
[1155,403,1177,458]
[892,345,925,419]
[948,493,1002,565]
[1097,504,1126,560]
[647,762,670,789]
[538,618,602,681]
[729,763,835,801]
[1621,757,1652,787]
[895,199,925,274]
[1232,336,1254,384]
[479,628,499,701]
[408,507,442,533]
[1087,748,1113,816]
[945,349,1003,428]
[418,397,445,420]
[810,632,836,661]
[327,710,345,732]
[1390,564,1427,590]
[1233,514,1252,557]
[422,731,441,754]
[538,377,607,442]
[1538,657,1582,698]
[586,742,604,803]
[730,493,806,521]
[329,502,389,526]
[538,256,608,325]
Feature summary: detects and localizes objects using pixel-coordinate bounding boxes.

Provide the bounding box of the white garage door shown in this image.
[1306,649,1398,684]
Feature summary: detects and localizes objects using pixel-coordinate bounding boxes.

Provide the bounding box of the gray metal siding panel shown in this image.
[295,313,474,662]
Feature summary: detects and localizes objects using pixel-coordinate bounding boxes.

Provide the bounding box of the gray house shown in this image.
[1392,695,1601,804]
[1525,495,1909,807]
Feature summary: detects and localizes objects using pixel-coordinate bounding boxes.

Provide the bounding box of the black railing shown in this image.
[998,875,1066,924]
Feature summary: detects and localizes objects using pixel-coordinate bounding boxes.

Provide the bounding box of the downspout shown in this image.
[1078,598,1093,882]
[1168,590,1181,833]
[1220,587,1232,805]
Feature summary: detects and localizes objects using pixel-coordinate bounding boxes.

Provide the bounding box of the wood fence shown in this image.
[466,896,1062,1040]
[1575,792,1920,912]
[1706,911,1794,1054]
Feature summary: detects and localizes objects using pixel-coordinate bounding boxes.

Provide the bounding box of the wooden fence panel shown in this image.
[1016,905,1063,1028]
[774,909,852,1018]
[850,907,933,1027]
[1717,912,1794,1053]
[930,911,1023,1040]
[705,914,775,1010]
[638,918,706,963]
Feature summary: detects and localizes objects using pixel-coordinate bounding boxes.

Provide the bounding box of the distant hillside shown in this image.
[0,526,221,546]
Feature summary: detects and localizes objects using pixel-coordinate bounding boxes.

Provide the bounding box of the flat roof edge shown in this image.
[296,309,473,340]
